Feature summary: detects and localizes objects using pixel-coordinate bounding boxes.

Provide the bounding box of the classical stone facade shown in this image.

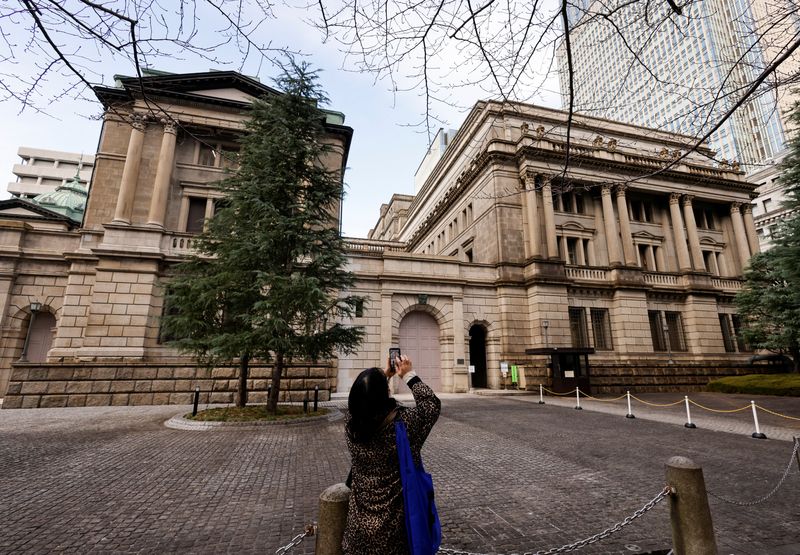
[0,70,351,406]
[0,86,771,408]
[343,101,764,394]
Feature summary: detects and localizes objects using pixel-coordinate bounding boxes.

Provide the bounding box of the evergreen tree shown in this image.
[161,61,364,410]
[736,101,800,372]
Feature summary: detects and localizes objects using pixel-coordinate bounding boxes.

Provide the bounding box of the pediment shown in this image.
[632,230,662,241]
[0,198,75,226]
[560,220,591,232]
[699,236,725,247]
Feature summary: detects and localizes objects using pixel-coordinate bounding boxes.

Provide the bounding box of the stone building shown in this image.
[0,80,766,408]
[0,70,352,408]
[341,101,761,394]
[7,147,94,200]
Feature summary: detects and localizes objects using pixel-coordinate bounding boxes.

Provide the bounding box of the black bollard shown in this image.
[266,385,272,413]
[303,395,309,413]
[192,386,200,417]
[314,385,319,412]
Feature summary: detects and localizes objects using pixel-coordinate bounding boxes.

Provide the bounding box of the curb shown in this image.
[164,407,342,431]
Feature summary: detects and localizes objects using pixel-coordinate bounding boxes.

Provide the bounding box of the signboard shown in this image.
[500,361,509,375]
[469,365,476,374]
[564,370,575,378]
[511,365,518,384]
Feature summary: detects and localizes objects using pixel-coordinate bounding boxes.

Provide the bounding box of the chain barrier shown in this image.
[707,438,800,507]
[687,400,750,413]
[541,386,576,397]
[438,486,672,555]
[274,524,316,554]
[755,404,800,422]
[581,393,627,402]
[628,395,684,407]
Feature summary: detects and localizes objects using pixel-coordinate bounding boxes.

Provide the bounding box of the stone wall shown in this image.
[522,360,770,394]
[1,361,336,409]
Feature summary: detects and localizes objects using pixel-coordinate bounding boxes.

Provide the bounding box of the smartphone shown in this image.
[389,348,401,372]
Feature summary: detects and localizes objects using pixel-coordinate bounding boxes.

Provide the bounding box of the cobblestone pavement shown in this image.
[0,396,799,555]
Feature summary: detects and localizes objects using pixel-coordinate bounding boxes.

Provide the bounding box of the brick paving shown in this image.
[0,396,798,555]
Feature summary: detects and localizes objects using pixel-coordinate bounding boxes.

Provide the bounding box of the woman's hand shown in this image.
[384,357,397,379]
[396,355,412,378]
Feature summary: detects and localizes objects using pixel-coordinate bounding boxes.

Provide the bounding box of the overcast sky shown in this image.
[0,4,561,238]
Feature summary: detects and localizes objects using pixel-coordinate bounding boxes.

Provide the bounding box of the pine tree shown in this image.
[736,101,800,372]
[161,61,364,410]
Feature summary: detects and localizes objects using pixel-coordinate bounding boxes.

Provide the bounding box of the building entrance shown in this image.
[468,324,488,388]
[25,312,56,362]
[399,311,441,391]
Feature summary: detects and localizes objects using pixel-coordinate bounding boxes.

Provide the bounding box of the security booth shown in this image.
[525,347,594,394]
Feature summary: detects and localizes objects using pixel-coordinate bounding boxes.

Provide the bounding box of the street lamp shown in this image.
[542,320,550,348]
[19,302,42,362]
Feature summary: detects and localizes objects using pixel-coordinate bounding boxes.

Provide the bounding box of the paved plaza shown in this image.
[1,393,799,555]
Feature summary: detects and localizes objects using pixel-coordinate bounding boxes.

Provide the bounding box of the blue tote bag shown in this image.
[395,420,442,555]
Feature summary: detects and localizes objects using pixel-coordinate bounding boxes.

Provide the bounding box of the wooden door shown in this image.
[399,311,441,391]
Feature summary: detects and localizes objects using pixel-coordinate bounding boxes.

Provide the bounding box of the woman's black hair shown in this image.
[347,367,398,444]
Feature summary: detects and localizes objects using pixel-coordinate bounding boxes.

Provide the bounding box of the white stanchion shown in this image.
[626,390,635,419]
[538,384,545,404]
[684,395,696,429]
[751,400,767,439]
[575,388,582,410]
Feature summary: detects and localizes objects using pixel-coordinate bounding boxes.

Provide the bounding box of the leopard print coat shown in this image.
[342,377,441,554]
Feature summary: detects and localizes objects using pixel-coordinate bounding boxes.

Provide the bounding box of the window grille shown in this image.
[590,308,613,350]
[569,307,589,348]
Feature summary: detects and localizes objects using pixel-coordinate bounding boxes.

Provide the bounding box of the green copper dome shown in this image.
[33,171,88,223]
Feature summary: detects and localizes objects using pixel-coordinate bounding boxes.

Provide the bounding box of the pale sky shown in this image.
[0,4,561,238]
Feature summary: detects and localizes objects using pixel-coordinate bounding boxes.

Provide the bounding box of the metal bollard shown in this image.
[315,483,351,555]
[575,388,582,410]
[314,385,319,412]
[192,386,200,417]
[538,384,545,404]
[684,396,696,429]
[666,456,718,555]
[750,401,767,439]
[626,390,635,419]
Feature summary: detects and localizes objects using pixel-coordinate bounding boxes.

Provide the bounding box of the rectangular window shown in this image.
[354,299,365,318]
[630,200,652,223]
[219,145,240,170]
[731,314,750,352]
[566,237,579,265]
[465,248,473,263]
[568,307,589,348]
[719,314,736,353]
[186,197,207,234]
[665,311,687,351]
[638,244,650,270]
[590,308,613,350]
[648,310,667,352]
[198,144,216,167]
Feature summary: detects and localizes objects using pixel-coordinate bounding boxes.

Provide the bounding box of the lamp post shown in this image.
[19,302,42,362]
[542,320,550,348]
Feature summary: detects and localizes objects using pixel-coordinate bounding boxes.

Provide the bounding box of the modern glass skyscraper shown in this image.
[557,0,799,168]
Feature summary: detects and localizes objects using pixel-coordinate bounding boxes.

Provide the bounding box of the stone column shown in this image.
[452,295,466,390]
[601,185,622,265]
[730,202,752,270]
[615,185,637,266]
[113,116,146,224]
[742,204,760,255]
[586,239,597,266]
[560,235,568,262]
[522,176,542,258]
[147,121,178,227]
[646,245,657,271]
[541,178,559,259]
[669,193,692,271]
[682,195,705,271]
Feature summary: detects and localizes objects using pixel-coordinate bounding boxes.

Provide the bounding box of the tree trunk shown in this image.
[791,348,800,374]
[237,353,250,408]
[268,351,284,414]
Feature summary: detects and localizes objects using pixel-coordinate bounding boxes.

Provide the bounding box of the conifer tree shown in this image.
[736,101,800,372]
[161,61,364,410]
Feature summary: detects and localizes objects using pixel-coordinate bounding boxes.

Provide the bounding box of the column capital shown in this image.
[615,184,628,197]
[130,114,147,131]
[730,202,742,213]
[161,119,178,135]
[669,192,682,205]
[742,203,753,215]
[601,184,614,196]
[681,194,694,206]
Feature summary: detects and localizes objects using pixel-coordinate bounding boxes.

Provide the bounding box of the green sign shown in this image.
[511,365,518,383]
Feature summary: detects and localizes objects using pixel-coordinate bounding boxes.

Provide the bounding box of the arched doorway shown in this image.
[399,311,441,391]
[25,312,56,362]
[469,324,488,388]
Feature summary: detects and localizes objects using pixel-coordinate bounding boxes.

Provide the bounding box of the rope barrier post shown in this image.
[539,383,545,404]
[315,483,350,555]
[751,401,767,439]
[192,385,200,417]
[626,390,635,419]
[575,387,582,410]
[666,456,718,555]
[684,396,696,429]
[795,437,800,472]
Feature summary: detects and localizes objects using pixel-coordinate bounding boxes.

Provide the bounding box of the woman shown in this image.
[342,355,441,554]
